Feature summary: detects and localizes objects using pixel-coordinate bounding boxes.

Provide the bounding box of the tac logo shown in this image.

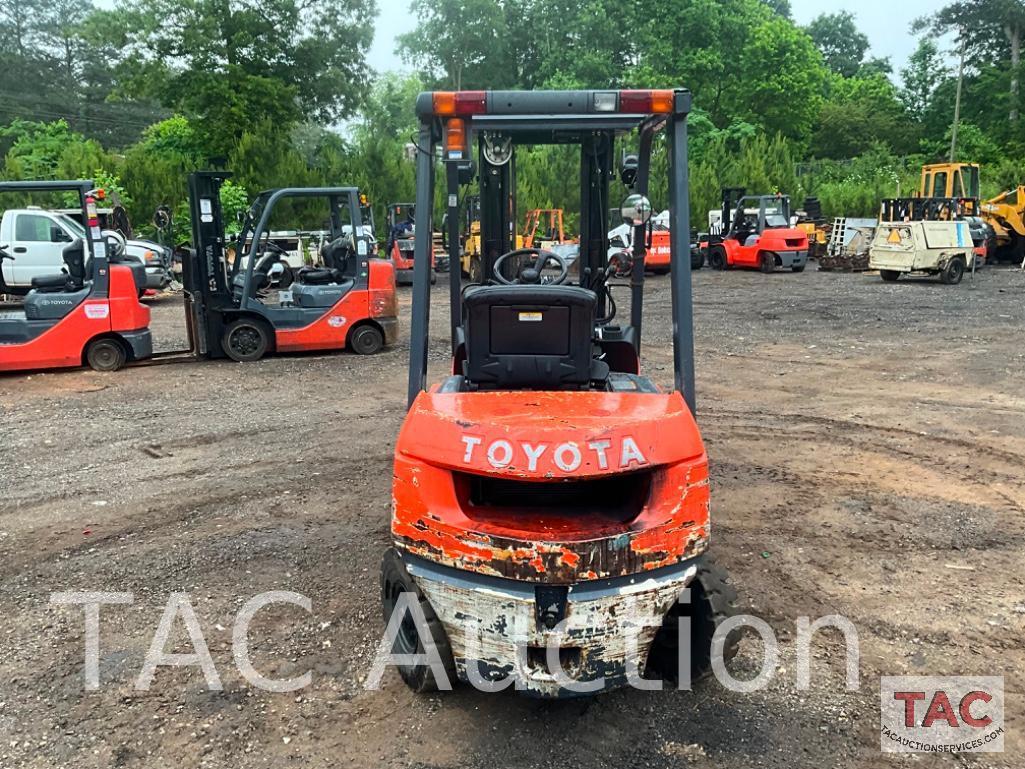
[460,435,647,473]
[880,676,1004,753]
[327,315,347,328]
[84,304,110,320]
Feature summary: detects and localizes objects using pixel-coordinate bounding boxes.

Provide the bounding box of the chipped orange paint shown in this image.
[391,389,710,584]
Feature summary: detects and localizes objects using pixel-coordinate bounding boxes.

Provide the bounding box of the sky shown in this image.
[366,0,952,78]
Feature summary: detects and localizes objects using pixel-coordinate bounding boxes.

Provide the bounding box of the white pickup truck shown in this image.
[0,207,172,295]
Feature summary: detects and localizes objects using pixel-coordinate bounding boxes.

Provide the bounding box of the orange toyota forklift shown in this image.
[0,180,151,373]
[381,89,738,696]
[183,172,397,361]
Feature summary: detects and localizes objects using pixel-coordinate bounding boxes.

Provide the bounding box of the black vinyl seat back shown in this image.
[63,238,86,288]
[29,238,87,293]
[299,236,352,285]
[462,284,604,390]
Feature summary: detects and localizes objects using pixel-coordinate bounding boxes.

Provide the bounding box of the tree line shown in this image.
[0,0,1020,237]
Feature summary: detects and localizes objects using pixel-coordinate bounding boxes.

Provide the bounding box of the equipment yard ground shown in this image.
[1,267,1022,769]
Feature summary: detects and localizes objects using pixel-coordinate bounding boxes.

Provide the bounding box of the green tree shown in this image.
[924,0,1025,123]
[398,0,510,89]
[98,0,376,156]
[900,38,950,120]
[1,119,111,179]
[813,74,914,158]
[806,11,871,78]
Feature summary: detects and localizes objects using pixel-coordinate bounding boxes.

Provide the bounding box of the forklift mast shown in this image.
[720,187,747,234]
[184,171,233,358]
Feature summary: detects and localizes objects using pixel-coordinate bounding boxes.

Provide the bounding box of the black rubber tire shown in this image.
[759,252,775,273]
[222,318,270,362]
[940,256,965,285]
[791,264,805,273]
[468,256,483,284]
[880,270,901,282]
[380,548,457,693]
[645,554,740,684]
[709,246,728,271]
[85,338,127,372]
[430,270,437,285]
[691,251,704,270]
[277,266,294,290]
[651,267,671,276]
[349,324,384,355]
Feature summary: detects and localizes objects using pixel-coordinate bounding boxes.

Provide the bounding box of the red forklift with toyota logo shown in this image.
[385,202,436,285]
[700,188,809,273]
[381,89,738,696]
[0,180,152,373]
[183,172,397,361]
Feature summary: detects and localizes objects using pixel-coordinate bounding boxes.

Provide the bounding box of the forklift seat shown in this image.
[462,284,607,390]
[296,267,340,285]
[29,239,87,293]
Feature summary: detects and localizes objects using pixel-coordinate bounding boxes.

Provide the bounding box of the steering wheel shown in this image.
[103,230,127,259]
[492,247,569,285]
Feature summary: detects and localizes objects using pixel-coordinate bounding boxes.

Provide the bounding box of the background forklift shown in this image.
[382,88,737,696]
[701,188,809,272]
[183,172,397,362]
[0,180,151,373]
[385,202,436,284]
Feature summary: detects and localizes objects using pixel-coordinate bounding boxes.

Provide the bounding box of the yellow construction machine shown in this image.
[918,162,1024,262]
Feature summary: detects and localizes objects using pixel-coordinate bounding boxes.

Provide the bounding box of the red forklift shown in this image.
[381,89,737,696]
[701,187,809,272]
[385,202,436,285]
[0,180,152,373]
[183,172,397,361]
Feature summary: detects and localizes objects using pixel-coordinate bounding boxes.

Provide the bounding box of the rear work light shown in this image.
[444,118,468,159]
[433,91,487,116]
[619,89,675,114]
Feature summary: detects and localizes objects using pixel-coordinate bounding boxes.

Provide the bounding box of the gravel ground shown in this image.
[0,264,1023,768]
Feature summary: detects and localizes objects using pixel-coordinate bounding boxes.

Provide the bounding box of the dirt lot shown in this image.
[1,265,1023,768]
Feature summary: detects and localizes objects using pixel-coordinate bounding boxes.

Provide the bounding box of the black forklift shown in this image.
[182,172,397,362]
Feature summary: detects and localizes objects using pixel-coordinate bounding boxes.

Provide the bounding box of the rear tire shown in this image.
[380,548,457,693]
[349,324,384,355]
[222,318,270,362]
[645,554,740,684]
[85,338,127,372]
[880,270,900,282]
[940,256,965,285]
[691,250,704,270]
[709,246,727,271]
[760,252,775,273]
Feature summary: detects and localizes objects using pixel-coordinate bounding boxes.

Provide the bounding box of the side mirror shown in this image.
[620,194,653,226]
[236,211,245,225]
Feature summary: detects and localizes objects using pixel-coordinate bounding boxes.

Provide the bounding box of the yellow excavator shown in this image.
[981,187,1025,263]
[919,163,1024,263]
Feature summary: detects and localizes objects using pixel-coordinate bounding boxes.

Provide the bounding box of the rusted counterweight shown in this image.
[391,388,710,584]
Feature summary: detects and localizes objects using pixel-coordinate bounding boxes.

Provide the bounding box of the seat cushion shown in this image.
[297,267,340,285]
[31,273,70,292]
